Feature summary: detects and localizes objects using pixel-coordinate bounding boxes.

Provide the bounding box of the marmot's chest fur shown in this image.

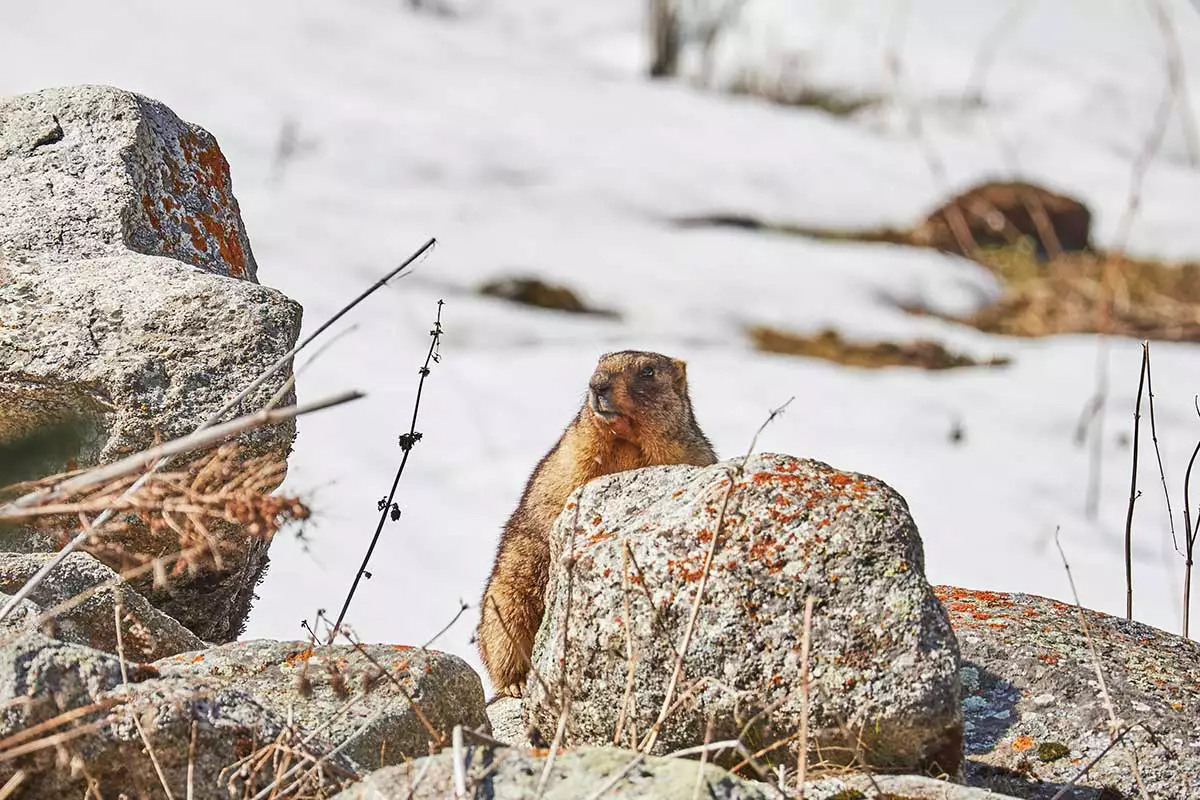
[476,350,718,696]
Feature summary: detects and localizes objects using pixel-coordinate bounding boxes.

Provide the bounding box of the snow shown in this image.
[3,0,1200,688]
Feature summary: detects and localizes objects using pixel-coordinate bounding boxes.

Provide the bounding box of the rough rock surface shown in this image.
[0,551,206,660]
[526,454,962,776]
[802,774,1023,799]
[486,696,531,748]
[1,633,356,799]
[913,181,1092,257]
[938,586,1200,799]
[0,85,303,642]
[156,639,489,771]
[331,745,777,799]
[0,84,258,278]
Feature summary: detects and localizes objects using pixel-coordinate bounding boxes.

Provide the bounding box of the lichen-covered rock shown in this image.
[802,774,1023,799]
[0,552,206,660]
[0,84,257,278]
[155,639,489,772]
[0,631,140,733]
[526,454,962,776]
[0,84,303,642]
[331,744,777,799]
[938,586,1200,799]
[486,696,530,748]
[1,633,356,799]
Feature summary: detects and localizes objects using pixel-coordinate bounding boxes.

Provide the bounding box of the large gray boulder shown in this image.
[0,85,302,641]
[937,586,1200,799]
[155,639,490,772]
[0,551,205,660]
[1,632,357,799]
[331,744,777,799]
[526,453,962,776]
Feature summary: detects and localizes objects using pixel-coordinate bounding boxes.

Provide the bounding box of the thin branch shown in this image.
[1054,530,1152,798]
[115,601,177,800]
[1144,343,1179,553]
[0,390,362,519]
[330,300,444,638]
[1182,417,1200,638]
[1124,343,1149,619]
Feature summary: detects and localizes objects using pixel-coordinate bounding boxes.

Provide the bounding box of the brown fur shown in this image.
[476,351,717,696]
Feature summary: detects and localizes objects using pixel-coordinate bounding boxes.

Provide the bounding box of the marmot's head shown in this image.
[586,350,695,442]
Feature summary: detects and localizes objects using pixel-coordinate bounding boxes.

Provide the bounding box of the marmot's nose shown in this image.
[589,374,614,412]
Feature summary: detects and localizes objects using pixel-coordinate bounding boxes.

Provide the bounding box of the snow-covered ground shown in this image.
[3,0,1200,688]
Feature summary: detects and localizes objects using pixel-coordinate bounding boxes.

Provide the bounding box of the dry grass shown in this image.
[933,239,1200,341]
[1,443,310,577]
[748,325,1011,370]
[477,276,618,317]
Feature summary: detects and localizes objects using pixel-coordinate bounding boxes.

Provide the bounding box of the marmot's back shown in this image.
[476,351,717,696]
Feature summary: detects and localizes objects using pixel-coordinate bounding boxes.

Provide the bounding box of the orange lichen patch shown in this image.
[200,214,247,277]
[392,644,414,651]
[197,144,232,203]
[1037,654,1060,665]
[666,553,708,582]
[987,621,1008,628]
[1012,736,1035,752]
[183,216,208,253]
[141,194,162,231]
[587,530,616,546]
[284,647,315,667]
[935,586,1015,608]
[191,654,205,663]
[672,489,685,498]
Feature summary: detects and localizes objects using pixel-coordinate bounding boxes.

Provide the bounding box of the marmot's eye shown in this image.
[639,366,655,378]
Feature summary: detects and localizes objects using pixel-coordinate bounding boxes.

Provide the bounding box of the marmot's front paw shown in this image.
[503,682,524,698]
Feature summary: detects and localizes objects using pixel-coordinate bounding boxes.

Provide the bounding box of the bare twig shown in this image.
[331,300,444,638]
[1182,420,1200,637]
[691,715,716,800]
[0,771,25,800]
[186,720,197,800]
[1145,0,1199,167]
[1084,339,1110,521]
[0,391,361,520]
[115,601,176,800]
[1124,344,1149,618]
[451,725,467,800]
[1048,721,1159,800]
[1144,344,1178,553]
[582,754,645,800]
[1054,530,1152,798]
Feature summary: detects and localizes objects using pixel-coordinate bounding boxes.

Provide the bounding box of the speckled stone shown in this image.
[938,586,1200,799]
[0,551,206,661]
[156,639,489,772]
[0,85,303,642]
[1,633,356,799]
[331,745,777,799]
[526,453,962,776]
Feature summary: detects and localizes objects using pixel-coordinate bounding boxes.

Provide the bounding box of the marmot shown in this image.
[476,350,718,696]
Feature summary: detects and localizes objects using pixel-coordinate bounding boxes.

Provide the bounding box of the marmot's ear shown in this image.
[672,358,688,389]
